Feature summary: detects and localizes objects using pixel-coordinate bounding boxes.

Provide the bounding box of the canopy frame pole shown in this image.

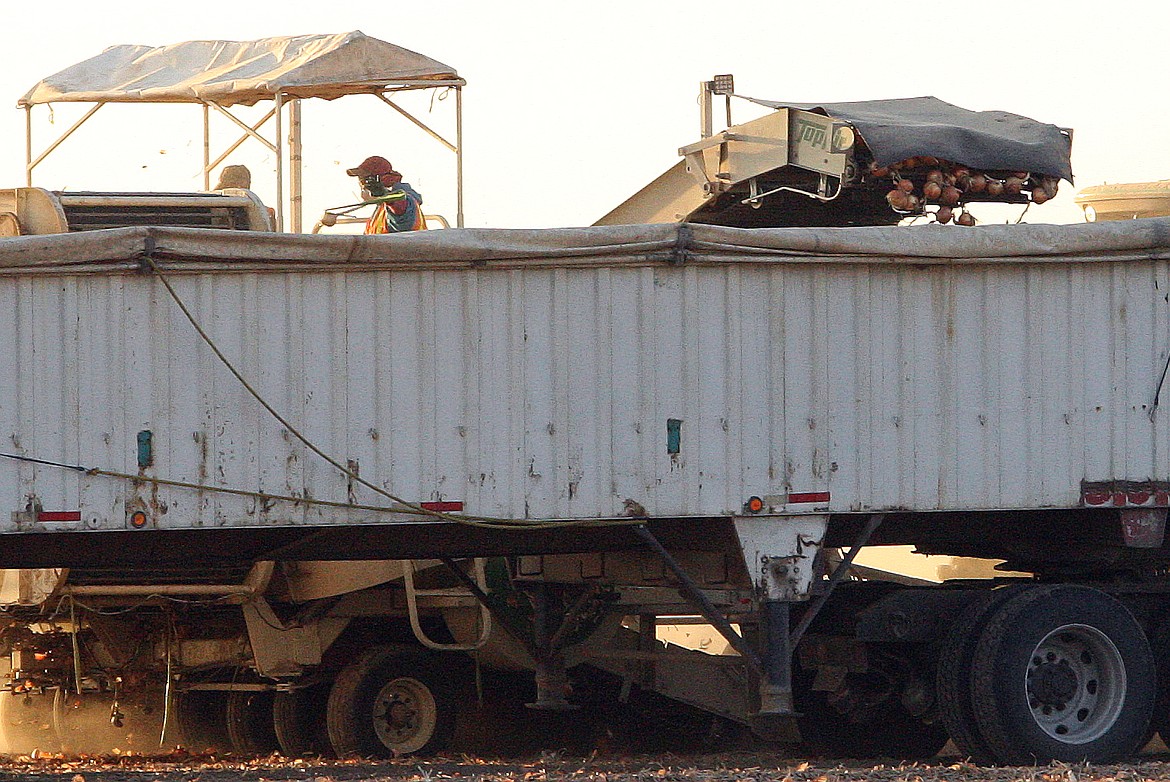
[274,91,284,232]
[202,107,277,177]
[289,99,302,233]
[24,107,31,187]
[26,102,105,184]
[202,104,210,190]
[456,86,463,228]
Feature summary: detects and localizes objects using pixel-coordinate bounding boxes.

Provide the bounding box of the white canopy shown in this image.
[18,31,462,107]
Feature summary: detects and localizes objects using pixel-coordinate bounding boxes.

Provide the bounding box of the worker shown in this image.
[213,164,251,190]
[346,156,426,233]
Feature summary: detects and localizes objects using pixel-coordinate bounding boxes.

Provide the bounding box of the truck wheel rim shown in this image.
[1025,623,1126,744]
[371,677,437,754]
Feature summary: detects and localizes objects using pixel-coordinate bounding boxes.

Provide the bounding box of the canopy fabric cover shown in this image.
[18,31,462,108]
[744,95,1074,182]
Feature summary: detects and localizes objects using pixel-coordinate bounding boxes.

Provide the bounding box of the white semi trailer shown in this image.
[0,215,1166,765]
[0,67,1159,764]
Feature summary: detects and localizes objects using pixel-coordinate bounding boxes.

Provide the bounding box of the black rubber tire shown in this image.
[1145,615,1170,745]
[935,586,1029,764]
[273,682,332,757]
[326,647,457,758]
[176,690,231,753]
[793,656,950,759]
[225,690,279,755]
[970,584,1156,765]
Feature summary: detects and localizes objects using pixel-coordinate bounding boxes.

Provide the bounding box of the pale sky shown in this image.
[0,0,1163,230]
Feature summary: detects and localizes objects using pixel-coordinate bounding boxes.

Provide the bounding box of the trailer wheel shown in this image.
[226,690,279,756]
[273,682,332,757]
[970,585,1155,765]
[935,586,1029,763]
[176,690,231,753]
[326,647,456,758]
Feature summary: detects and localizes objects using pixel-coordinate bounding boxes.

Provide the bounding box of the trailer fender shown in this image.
[242,598,349,677]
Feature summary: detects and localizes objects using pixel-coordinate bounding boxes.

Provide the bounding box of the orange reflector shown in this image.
[746,496,764,513]
[33,653,47,662]
[130,511,148,528]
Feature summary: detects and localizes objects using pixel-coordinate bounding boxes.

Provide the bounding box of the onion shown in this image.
[926,169,945,184]
[1031,187,1050,205]
[952,166,970,181]
[887,189,909,210]
[956,173,971,191]
[1012,172,1029,180]
[898,178,915,193]
[957,210,976,226]
[922,156,939,167]
[1042,176,1060,197]
[1004,176,1024,195]
[941,186,962,206]
[967,173,987,193]
[871,166,890,178]
[986,179,1005,197]
[936,206,953,224]
[924,181,943,200]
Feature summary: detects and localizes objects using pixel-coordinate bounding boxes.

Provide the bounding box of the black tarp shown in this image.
[745,95,1073,182]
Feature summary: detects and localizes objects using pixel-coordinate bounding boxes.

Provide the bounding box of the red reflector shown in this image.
[419,501,463,513]
[37,511,81,523]
[786,492,831,504]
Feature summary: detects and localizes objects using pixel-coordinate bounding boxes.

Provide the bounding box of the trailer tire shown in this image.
[176,690,231,753]
[226,690,279,756]
[326,647,456,758]
[273,682,332,757]
[935,586,1029,763]
[970,585,1155,765]
[1143,616,1170,747]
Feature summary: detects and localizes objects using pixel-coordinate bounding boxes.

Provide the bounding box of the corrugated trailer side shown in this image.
[0,222,1167,540]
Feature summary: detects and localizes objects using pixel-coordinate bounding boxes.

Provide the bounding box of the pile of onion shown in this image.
[873,158,1061,225]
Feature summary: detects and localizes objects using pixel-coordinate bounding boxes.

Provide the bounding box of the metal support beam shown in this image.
[26,103,105,183]
[634,525,762,675]
[759,599,794,714]
[789,513,884,649]
[202,106,277,175]
[374,92,457,152]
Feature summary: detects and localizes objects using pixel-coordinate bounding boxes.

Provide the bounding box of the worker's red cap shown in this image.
[346,156,396,178]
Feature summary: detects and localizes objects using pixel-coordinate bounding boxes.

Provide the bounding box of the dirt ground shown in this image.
[3,748,1170,782]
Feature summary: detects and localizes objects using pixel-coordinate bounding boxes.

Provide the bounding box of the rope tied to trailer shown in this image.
[105,248,644,532]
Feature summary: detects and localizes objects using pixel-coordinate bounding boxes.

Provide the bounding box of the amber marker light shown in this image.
[130,511,148,528]
[745,496,765,514]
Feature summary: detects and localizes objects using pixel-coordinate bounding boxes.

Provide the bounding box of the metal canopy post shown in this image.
[456,85,464,227]
[289,99,302,233]
[24,107,31,187]
[274,91,284,232]
[202,104,210,190]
